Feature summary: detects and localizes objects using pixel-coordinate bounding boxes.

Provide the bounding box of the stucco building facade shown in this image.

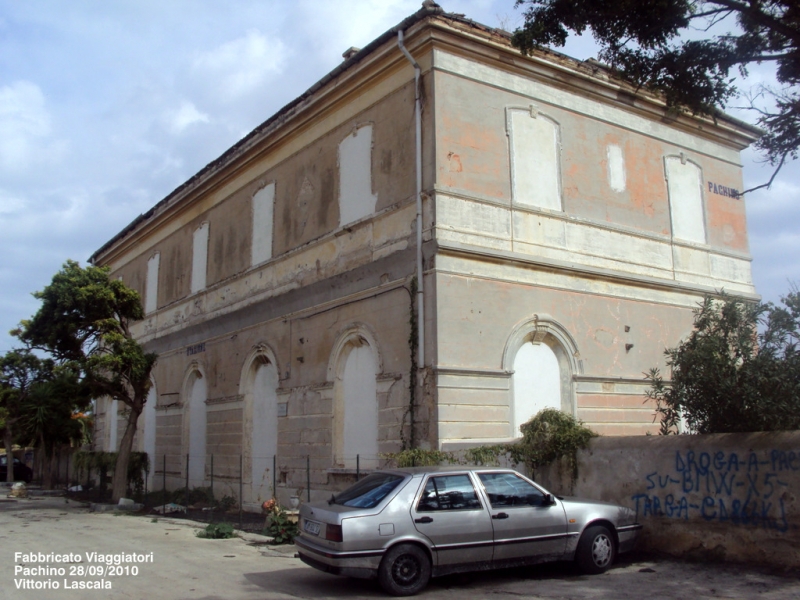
[91,5,759,506]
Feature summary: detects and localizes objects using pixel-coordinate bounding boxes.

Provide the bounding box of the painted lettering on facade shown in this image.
[186,342,205,356]
[707,181,740,198]
[631,449,797,532]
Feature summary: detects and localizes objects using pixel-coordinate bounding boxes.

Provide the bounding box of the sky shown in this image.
[0,0,797,354]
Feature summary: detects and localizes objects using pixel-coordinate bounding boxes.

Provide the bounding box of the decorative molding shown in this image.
[205,394,243,406]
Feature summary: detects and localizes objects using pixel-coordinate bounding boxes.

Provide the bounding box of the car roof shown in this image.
[375,465,519,477]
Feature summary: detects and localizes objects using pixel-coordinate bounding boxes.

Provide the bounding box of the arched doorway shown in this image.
[329,326,381,468]
[241,346,279,504]
[185,369,207,487]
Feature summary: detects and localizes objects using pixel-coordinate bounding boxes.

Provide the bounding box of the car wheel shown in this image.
[576,525,615,574]
[378,544,431,596]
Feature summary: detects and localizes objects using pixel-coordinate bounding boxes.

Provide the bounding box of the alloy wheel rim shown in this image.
[591,534,612,567]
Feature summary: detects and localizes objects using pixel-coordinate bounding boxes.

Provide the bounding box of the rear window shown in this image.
[333,473,405,508]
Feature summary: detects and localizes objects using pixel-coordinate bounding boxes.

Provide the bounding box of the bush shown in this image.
[508,408,597,481]
[262,499,299,544]
[197,522,235,539]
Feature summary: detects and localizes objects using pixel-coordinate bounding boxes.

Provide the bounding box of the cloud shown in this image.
[164,101,210,134]
[192,30,287,101]
[0,81,52,171]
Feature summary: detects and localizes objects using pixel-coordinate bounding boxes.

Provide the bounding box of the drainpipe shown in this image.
[397,29,424,373]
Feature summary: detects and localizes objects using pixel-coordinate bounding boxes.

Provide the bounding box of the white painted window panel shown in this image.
[607,144,626,192]
[339,125,377,226]
[108,398,118,451]
[510,110,561,211]
[665,157,706,244]
[512,342,561,437]
[252,183,275,265]
[188,376,206,486]
[191,222,209,294]
[142,387,157,486]
[251,363,278,496]
[342,344,378,464]
[145,252,160,314]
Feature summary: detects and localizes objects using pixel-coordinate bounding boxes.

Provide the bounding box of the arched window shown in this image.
[504,316,580,438]
[185,369,207,487]
[512,341,562,436]
[330,327,381,468]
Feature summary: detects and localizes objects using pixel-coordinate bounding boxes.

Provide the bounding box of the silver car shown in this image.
[296,467,641,596]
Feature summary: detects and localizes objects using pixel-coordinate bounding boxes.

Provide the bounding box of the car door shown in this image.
[410,473,494,570]
[476,471,568,566]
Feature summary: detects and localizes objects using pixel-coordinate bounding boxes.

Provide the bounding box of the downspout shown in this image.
[398,29,424,447]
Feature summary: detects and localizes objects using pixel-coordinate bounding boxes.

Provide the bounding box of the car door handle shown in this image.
[414,516,434,524]
[492,512,509,520]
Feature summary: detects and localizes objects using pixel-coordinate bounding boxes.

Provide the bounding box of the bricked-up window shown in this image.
[512,341,561,437]
[187,372,206,487]
[341,341,378,467]
[665,155,706,244]
[338,124,377,227]
[251,360,278,498]
[251,182,275,265]
[145,252,160,314]
[508,107,562,211]
[607,144,626,192]
[191,222,209,294]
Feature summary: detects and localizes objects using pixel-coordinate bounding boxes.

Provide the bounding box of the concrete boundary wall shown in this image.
[537,433,800,568]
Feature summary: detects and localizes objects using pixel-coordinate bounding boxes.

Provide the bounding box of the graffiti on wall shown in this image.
[631,450,797,532]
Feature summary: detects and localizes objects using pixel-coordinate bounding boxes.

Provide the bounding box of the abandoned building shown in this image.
[90,4,760,507]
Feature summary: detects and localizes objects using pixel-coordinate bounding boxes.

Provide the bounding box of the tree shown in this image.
[646,291,800,433]
[0,350,52,482]
[18,363,88,489]
[511,0,799,191]
[19,260,157,501]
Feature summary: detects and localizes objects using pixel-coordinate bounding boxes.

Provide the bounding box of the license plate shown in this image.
[304,519,321,536]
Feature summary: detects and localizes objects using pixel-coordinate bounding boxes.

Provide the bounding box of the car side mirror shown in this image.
[543,494,555,506]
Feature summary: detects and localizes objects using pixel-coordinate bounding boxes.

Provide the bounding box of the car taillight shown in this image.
[325,524,343,542]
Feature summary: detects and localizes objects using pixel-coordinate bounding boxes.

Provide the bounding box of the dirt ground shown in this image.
[2,495,799,600]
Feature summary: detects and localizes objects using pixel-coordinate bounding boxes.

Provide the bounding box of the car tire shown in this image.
[576,525,615,574]
[377,543,431,596]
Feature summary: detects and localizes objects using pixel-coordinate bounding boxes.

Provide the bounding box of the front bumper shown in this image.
[617,524,643,554]
[295,535,384,580]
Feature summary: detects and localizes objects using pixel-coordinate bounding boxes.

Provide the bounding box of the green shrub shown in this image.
[508,408,597,481]
[263,507,299,544]
[197,522,235,539]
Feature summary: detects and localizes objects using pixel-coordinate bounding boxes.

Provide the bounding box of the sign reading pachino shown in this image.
[707,181,741,198]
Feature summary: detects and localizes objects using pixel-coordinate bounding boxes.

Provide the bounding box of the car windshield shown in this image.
[333,473,404,508]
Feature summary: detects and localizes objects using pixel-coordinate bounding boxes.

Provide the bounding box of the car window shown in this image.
[477,472,547,508]
[333,473,404,508]
[417,474,482,512]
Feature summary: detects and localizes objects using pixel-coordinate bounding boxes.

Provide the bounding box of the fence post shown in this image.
[162,454,166,515]
[185,453,189,506]
[272,455,276,500]
[65,453,70,489]
[307,455,310,502]
[210,454,214,503]
[56,451,61,488]
[239,454,243,529]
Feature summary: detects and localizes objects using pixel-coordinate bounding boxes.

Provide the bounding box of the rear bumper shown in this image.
[295,535,383,580]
